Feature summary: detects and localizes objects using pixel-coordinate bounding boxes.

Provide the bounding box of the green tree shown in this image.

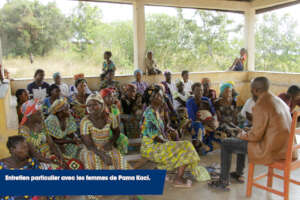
[70,2,103,54]
[0,0,70,57]
[255,13,300,72]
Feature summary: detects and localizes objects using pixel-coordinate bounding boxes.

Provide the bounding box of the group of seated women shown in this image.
[7,65,299,200]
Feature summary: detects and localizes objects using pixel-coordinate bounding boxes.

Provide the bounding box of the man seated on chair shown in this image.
[209,76,297,191]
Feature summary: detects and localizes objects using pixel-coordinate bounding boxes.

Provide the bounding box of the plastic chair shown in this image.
[246,111,300,200]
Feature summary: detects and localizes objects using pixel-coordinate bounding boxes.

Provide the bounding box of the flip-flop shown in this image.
[173,179,192,188]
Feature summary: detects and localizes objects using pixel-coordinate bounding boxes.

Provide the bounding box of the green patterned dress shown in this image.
[109,104,128,155]
[140,107,210,182]
[45,114,80,159]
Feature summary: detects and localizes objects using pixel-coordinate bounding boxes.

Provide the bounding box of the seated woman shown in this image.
[131,69,148,95]
[202,78,217,102]
[43,84,61,117]
[161,71,175,103]
[186,83,217,153]
[99,70,121,98]
[19,100,65,169]
[140,86,210,187]
[68,78,88,128]
[120,84,142,139]
[100,88,128,155]
[173,80,190,110]
[16,88,29,123]
[0,135,56,200]
[143,85,178,141]
[69,73,92,96]
[45,99,83,167]
[214,83,240,137]
[80,94,140,200]
[52,72,69,98]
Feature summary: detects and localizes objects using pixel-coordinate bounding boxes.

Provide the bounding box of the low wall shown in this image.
[9,70,300,103]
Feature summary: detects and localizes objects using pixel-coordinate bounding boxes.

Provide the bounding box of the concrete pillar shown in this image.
[244,8,256,71]
[0,37,3,82]
[133,1,146,73]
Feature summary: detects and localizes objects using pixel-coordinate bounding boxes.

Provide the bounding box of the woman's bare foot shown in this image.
[173,177,192,188]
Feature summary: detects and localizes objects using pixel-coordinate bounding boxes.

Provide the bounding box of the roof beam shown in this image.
[251,0,299,10]
[78,0,251,12]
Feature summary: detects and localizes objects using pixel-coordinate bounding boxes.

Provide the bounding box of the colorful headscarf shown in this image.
[20,99,41,126]
[74,73,84,81]
[53,72,60,79]
[226,81,235,87]
[49,98,69,115]
[134,69,143,77]
[220,83,233,97]
[100,88,115,98]
[86,93,104,105]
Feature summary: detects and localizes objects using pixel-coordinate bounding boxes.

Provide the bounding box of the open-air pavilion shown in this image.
[0,0,300,199]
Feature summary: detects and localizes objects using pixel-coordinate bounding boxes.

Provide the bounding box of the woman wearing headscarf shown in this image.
[131,69,148,95]
[69,73,92,96]
[214,83,240,137]
[100,88,128,154]
[44,99,83,169]
[18,100,63,169]
[53,72,69,98]
[80,95,141,200]
[68,78,89,128]
[141,86,210,187]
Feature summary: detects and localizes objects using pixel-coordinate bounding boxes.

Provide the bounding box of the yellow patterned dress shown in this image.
[79,117,130,170]
[141,107,210,182]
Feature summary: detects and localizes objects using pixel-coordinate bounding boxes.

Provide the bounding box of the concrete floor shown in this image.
[71,149,300,200]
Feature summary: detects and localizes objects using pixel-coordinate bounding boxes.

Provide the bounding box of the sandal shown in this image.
[208,180,230,191]
[230,172,245,183]
[173,179,192,188]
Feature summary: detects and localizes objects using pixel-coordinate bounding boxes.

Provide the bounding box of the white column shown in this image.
[244,8,256,71]
[133,1,146,73]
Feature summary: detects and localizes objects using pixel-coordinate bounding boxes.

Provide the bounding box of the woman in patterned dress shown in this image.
[100,88,128,154]
[68,78,88,128]
[0,135,55,200]
[140,86,210,188]
[19,99,64,169]
[45,99,82,165]
[215,83,240,137]
[80,94,142,200]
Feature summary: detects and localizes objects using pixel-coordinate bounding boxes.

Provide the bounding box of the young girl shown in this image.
[101,51,116,80]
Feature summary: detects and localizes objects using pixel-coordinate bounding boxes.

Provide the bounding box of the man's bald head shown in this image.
[251,77,269,101]
[251,77,269,92]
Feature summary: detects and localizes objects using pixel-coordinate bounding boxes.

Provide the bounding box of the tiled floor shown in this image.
[72,149,300,200]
